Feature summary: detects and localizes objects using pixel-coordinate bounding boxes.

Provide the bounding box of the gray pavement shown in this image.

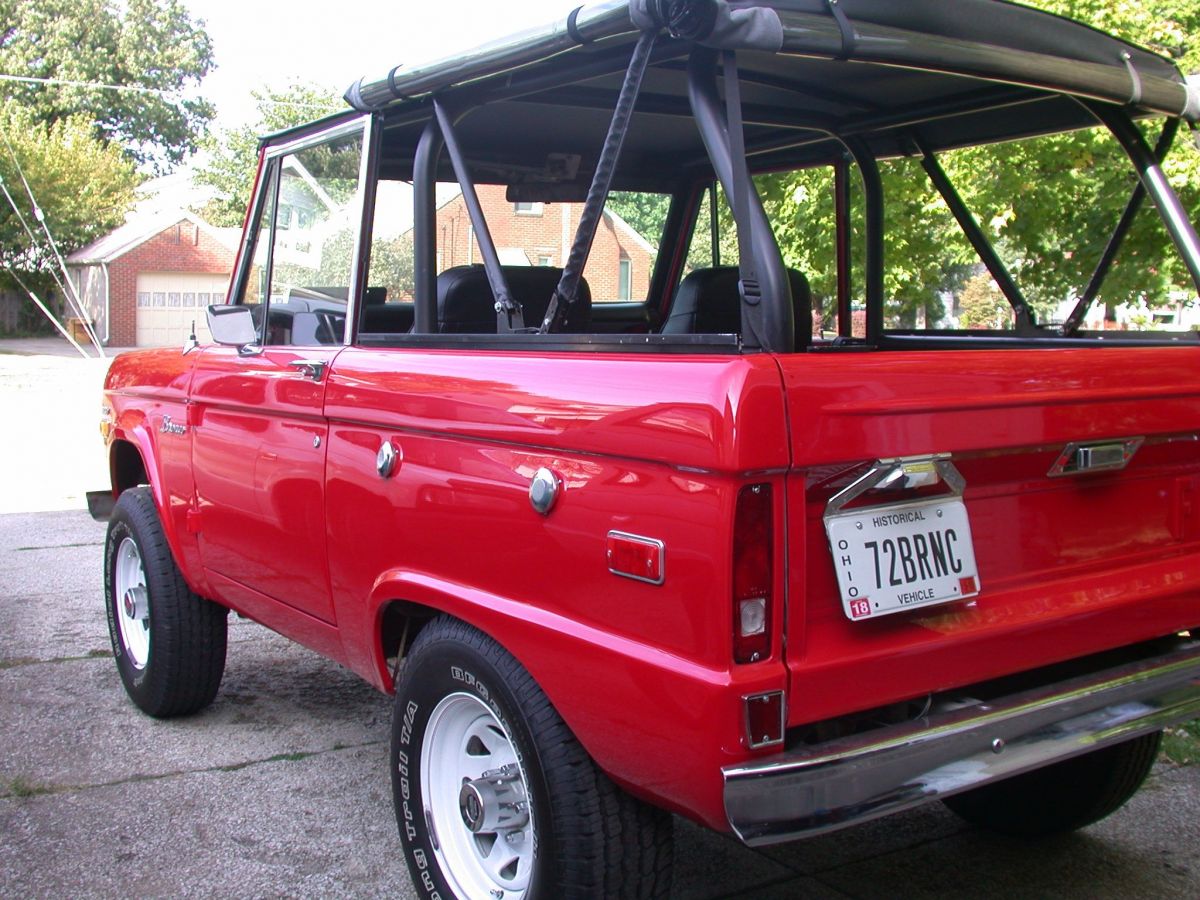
[1,337,1198,898]
[0,337,117,515]
[2,510,1198,899]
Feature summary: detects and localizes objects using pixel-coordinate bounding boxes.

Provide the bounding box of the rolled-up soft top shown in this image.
[346,0,1198,122]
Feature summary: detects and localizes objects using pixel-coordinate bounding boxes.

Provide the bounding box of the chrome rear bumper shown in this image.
[723,639,1200,846]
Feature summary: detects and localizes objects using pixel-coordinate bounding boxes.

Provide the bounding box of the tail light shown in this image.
[733,483,773,664]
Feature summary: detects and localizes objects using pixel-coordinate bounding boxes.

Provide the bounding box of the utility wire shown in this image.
[0,172,75,305]
[0,73,185,99]
[0,127,105,355]
[0,72,341,112]
[2,265,91,358]
[0,172,96,352]
[0,159,102,354]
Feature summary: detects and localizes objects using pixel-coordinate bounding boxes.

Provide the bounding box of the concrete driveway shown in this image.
[1,338,1198,898]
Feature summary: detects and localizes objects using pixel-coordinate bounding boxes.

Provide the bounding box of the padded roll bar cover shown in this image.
[1185,74,1200,122]
[344,78,369,112]
[438,265,593,333]
[629,0,783,50]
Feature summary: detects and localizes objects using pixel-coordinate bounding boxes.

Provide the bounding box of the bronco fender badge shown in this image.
[160,415,187,436]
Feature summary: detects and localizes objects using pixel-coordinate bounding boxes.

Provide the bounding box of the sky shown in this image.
[183,0,584,131]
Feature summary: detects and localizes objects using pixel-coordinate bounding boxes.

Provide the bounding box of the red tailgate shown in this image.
[779,347,1200,726]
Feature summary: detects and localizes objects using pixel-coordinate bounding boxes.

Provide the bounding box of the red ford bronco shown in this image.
[94,1,1200,896]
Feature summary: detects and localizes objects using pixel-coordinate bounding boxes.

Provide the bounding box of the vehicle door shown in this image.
[190,118,372,625]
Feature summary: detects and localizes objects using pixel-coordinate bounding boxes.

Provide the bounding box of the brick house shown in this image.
[67,212,240,348]
[432,185,656,303]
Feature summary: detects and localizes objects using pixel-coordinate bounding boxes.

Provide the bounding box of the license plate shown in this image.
[824,497,980,621]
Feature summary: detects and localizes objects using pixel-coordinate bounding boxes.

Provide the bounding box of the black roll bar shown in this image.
[834,155,852,338]
[541,29,658,334]
[1063,119,1179,335]
[687,46,793,352]
[413,120,442,334]
[842,137,883,345]
[915,136,1036,335]
[431,99,523,332]
[710,182,721,266]
[1090,103,1200,295]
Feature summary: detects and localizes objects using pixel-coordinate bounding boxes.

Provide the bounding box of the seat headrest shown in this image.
[437,265,591,333]
[661,265,812,347]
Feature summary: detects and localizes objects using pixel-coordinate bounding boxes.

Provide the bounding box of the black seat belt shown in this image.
[540,30,658,333]
[722,49,764,350]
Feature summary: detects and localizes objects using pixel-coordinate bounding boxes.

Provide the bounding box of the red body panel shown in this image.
[779,348,1200,724]
[100,342,1200,832]
[323,347,789,826]
[104,349,208,596]
[189,346,342,625]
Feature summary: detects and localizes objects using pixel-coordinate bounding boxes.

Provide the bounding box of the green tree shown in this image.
[957,272,1012,329]
[758,0,1200,326]
[193,84,344,227]
[965,0,1200,319]
[0,0,214,170]
[606,191,668,246]
[0,100,138,328]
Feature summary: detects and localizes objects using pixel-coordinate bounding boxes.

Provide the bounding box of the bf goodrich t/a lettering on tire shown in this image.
[391,617,671,900]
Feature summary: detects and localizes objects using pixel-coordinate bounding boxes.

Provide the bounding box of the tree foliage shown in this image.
[193,84,344,227]
[0,0,215,170]
[757,0,1200,326]
[0,100,138,283]
[957,272,1012,329]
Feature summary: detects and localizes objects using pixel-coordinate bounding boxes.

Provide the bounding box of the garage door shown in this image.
[135,272,231,347]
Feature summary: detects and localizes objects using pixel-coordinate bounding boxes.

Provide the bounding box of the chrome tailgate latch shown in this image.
[1048,438,1142,477]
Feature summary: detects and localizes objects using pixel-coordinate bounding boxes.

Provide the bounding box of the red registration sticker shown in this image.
[849,598,872,619]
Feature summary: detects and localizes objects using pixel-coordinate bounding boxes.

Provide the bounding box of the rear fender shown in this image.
[362,570,785,831]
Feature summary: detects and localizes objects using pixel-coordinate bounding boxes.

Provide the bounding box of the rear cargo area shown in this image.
[779,346,1200,727]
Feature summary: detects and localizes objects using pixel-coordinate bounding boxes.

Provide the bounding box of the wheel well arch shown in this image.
[111,438,149,494]
[378,599,441,687]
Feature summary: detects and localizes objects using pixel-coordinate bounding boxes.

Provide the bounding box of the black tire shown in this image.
[943,731,1161,837]
[104,486,227,717]
[391,616,673,899]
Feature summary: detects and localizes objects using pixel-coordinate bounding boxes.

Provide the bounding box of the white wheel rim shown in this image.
[421,692,534,899]
[114,536,150,669]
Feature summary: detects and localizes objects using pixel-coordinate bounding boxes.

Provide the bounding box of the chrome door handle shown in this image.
[288,360,327,381]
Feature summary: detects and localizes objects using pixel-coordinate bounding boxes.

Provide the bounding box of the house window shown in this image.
[618,258,632,301]
[537,255,553,267]
[513,201,544,216]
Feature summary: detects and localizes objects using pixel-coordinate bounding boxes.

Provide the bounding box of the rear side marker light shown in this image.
[744,691,785,749]
[733,484,773,664]
[607,531,665,585]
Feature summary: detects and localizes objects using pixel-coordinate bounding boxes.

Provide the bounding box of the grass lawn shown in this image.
[1163,718,1200,765]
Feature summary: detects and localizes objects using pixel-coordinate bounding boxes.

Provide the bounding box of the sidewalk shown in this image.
[0,340,118,513]
[0,336,134,358]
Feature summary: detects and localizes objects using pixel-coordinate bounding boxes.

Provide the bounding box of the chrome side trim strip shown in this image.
[723,639,1200,846]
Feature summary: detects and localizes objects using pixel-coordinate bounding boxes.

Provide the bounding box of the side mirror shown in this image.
[206,305,258,347]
